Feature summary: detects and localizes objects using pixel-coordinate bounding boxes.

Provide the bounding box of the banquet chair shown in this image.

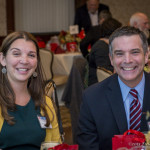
[39,48,68,98]
[39,48,53,82]
[96,66,113,82]
[61,57,88,143]
[40,49,66,141]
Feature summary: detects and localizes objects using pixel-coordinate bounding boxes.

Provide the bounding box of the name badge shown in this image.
[37,115,52,129]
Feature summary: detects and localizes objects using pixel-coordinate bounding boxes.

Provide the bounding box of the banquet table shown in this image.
[52,52,83,105]
[53,52,83,76]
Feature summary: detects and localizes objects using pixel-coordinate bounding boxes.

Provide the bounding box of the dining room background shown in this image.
[0,0,150,144]
[0,0,150,43]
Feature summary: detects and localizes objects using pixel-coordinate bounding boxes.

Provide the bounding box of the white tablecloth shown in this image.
[53,52,83,76]
[52,52,83,105]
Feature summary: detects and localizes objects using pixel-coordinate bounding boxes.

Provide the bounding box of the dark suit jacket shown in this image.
[77,72,150,150]
[74,3,109,33]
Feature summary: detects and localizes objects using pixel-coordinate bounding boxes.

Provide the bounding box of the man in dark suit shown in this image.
[74,0,109,33]
[77,26,150,150]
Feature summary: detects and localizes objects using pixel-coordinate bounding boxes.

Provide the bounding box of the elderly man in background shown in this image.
[130,12,150,66]
[130,12,150,38]
[74,0,109,33]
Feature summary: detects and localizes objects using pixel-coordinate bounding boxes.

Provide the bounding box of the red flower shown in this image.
[77,28,85,39]
[38,41,46,48]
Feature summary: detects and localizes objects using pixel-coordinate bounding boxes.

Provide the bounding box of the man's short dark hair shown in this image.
[100,18,122,38]
[98,10,112,22]
[109,26,148,56]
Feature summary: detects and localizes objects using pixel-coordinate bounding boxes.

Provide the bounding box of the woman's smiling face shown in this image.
[0,39,37,85]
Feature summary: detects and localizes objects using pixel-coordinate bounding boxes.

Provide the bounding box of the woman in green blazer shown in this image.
[0,31,61,149]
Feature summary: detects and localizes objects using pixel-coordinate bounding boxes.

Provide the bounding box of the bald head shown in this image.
[86,0,99,14]
[130,12,149,38]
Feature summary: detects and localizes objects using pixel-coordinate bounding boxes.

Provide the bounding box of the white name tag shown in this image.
[37,115,52,129]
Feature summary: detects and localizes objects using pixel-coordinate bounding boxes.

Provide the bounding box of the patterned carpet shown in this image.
[59,106,73,145]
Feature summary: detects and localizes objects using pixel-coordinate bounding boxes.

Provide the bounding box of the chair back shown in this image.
[96,67,112,82]
[39,48,54,83]
[61,57,88,143]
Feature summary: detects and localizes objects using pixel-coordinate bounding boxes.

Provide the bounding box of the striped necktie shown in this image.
[129,89,142,131]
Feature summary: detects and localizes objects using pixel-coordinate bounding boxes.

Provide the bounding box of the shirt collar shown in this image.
[88,10,98,15]
[118,72,145,102]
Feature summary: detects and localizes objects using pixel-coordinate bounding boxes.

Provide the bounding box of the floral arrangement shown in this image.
[58,29,85,52]
[58,28,85,44]
[36,37,46,48]
[58,30,82,45]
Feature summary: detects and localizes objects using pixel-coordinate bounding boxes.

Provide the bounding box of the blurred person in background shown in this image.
[0,31,61,149]
[130,12,150,38]
[74,0,109,33]
[80,10,112,58]
[88,18,122,86]
[130,12,150,73]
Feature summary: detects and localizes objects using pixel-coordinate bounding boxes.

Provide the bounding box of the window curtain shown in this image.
[14,0,75,33]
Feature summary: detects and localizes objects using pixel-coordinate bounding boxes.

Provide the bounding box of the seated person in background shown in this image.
[0,31,61,149]
[88,18,122,86]
[130,12,150,69]
[74,0,109,33]
[129,12,150,38]
[77,26,150,150]
[80,10,112,58]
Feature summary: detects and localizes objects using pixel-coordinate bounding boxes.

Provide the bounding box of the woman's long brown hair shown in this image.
[0,31,53,126]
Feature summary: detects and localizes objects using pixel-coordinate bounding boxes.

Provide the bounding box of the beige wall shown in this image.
[0,0,6,36]
[101,0,150,25]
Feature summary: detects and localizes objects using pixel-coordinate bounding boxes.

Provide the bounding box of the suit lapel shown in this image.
[87,14,92,26]
[140,73,150,131]
[84,5,92,27]
[106,74,128,134]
